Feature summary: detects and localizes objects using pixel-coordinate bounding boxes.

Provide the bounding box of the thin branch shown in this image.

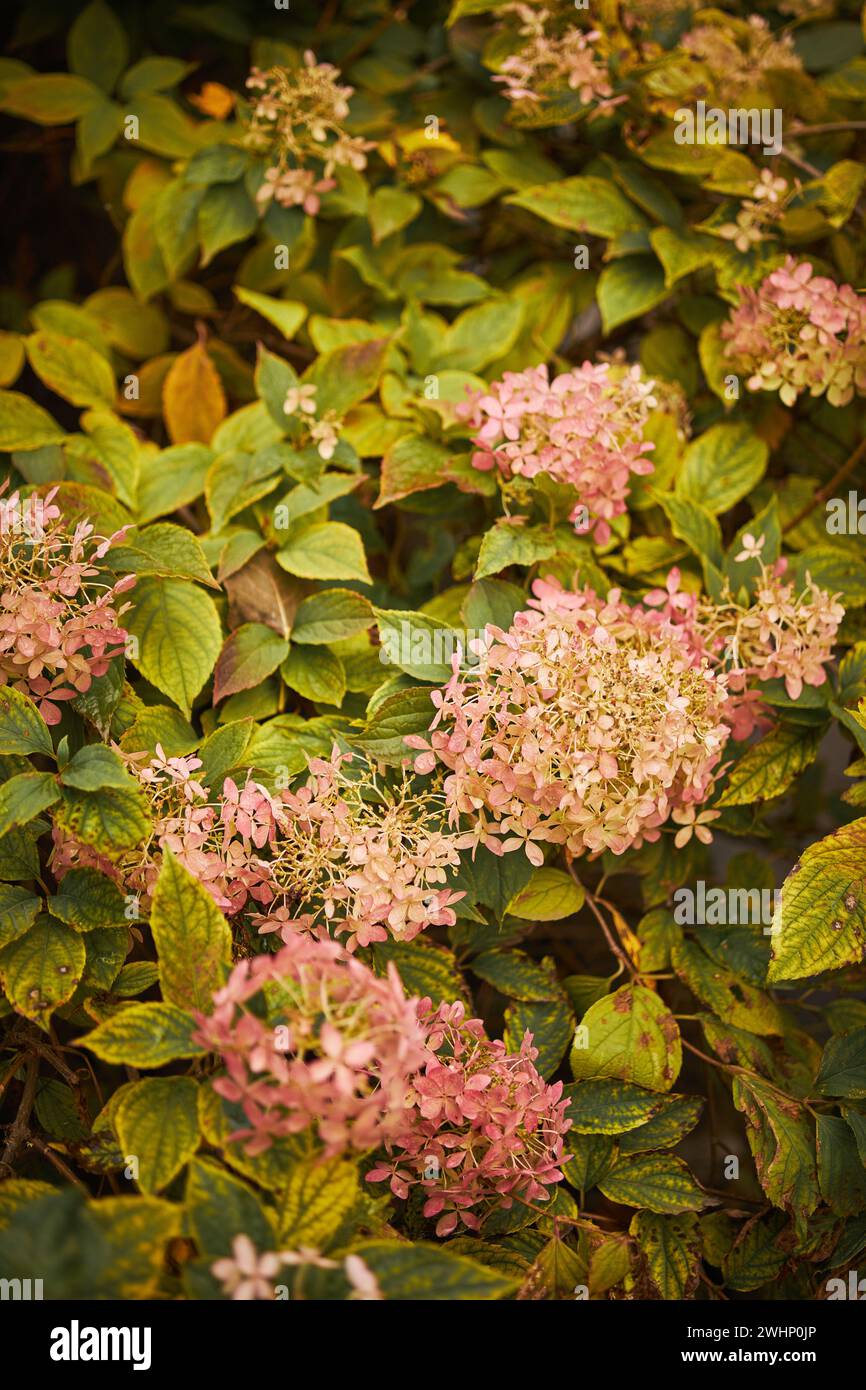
[777,143,823,180]
[587,897,632,977]
[25,1133,89,1195]
[790,122,866,136]
[782,435,866,534]
[0,1054,38,1176]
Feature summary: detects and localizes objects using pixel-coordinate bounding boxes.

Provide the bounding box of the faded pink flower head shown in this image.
[367,998,571,1236]
[722,257,866,407]
[0,486,132,724]
[457,361,659,544]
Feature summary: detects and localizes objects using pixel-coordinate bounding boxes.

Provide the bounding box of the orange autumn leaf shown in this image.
[188,82,236,119]
[162,341,226,444]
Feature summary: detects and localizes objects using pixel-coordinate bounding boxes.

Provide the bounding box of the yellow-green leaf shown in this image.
[114,1077,200,1194]
[150,851,231,1011]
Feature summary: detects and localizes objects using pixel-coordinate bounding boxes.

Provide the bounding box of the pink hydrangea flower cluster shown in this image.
[721,257,866,407]
[244,52,374,217]
[368,998,570,1237]
[51,745,279,915]
[493,3,615,111]
[407,577,732,860]
[262,748,464,951]
[646,560,845,704]
[457,362,658,544]
[196,942,569,1236]
[0,487,134,724]
[193,933,431,1158]
[52,743,464,947]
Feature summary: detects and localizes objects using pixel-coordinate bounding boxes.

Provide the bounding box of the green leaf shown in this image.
[597,256,669,333]
[351,1241,518,1300]
[114,1077,199,1194]
[213,623,290,704]
[716,726,823,808]
[767,818,866,984]
[25,331,116,409]
[369,185,422,243]
[233,287,307,340]
[588,1234,632,1296]
[375,434,452,508]
[649,227,719,287]
[816,1114,866,1215]
[436,298,523,372]
[0,917,85,1025]
[599,1153,708,1214]
[472,950,561,1001]
[275,1157,359,1248]
[672,939,786,1036]
[56,784,148,853]
[291,588,373,645]
[0,687,54,758]
[656,493,724,574]
[185,1157,275,1257]
[281,646,346,707]
[277,522,371,584]
[359,686,435,764]
[722,1211,788,1292]
[503,997,574,1079]
[205,450,280,531]
[1,74,103,123]
[127,576,222,717]
[302,337,391,417]
[505,176,647,236]
[795,544,866,608]
[817,1027,866,1098]
[198,182,257,266]
[475,523,556,579]
[619,1096,704,1155]
[0,390,64,449]
[630,1211,702,1299]
[373,609,454,682]
[255,345,298,429]
[0,883,41,949]
[570,984,681,1092]
[60,744,138,793]
[81,1002,205,1066]
[506,867,584,922]
[150,851,231,1012]
[68,0,129,93]
[50,867,127,931]
[677,423,768,515]
[136,443,213,524]
[372,937,465,1007]
[732,1072,818,1224]
[109,522,216,587]
[87,1194,181,1297]
[0,771,60,837]
[562,1132,617,1192]
[567,1080,671,1135]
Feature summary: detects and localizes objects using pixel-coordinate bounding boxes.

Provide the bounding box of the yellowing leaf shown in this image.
[0,917,86,1027]
[275,1157,359,1248]
[570,984,682,1092]
[162,341,226,445]
[114,1077,200,1194]
[81,1002,206,1067]
[150,850,231,1011]
[276,522,371,583]
[25,331,116,408]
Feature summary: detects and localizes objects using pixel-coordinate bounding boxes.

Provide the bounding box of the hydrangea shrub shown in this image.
[0,0,865,1305]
